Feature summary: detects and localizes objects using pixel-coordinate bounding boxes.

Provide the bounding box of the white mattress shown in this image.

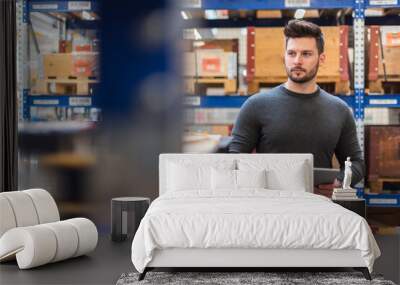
[131,190,380,273]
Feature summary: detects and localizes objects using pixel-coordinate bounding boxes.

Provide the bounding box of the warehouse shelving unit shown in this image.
[182,0,400,206]
[17,0,99,121]
[16,1,400,205]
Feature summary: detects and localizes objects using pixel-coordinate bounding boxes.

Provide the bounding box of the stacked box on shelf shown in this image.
[365,126,400,193]
[184,108,240,125]
[185,125,232,136]
[31,52,99,95]
[184,39,238,95]
[256,10,282,18]
[364,108,400,125]
[256,10,320,19]
[247,26,351,95]
[368,26,400,94]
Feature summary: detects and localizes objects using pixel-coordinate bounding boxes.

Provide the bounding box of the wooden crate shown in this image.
[32,77,98,95]
[368,26,400,93]
[184,77,237,95]
[365,126,400,192]
[183,39,238,53]
[256,10,282,18]
[196,39,238,52]
[43,52,98,78]
[369,178,400,193]
[247,26,350,94]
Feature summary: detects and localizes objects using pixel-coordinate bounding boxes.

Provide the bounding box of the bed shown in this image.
[131,154,380,280]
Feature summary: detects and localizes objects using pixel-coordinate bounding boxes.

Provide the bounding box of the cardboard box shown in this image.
[43,53,98,78]
[183,50,237,78]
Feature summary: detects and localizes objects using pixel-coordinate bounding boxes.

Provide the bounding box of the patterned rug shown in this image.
[116,271,396,285]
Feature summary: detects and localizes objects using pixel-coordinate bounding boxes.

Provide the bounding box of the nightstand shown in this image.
[332,198,366,219]
[111,197,150,242]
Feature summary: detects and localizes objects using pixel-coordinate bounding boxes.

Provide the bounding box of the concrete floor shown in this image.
[0,236,133,285]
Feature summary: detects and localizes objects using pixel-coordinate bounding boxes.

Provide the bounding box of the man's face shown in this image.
[284,37,325,84]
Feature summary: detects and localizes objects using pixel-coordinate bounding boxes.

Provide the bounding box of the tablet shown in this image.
[314,168,340,186]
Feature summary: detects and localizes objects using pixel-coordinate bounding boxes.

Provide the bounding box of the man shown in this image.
[229,19,364,193]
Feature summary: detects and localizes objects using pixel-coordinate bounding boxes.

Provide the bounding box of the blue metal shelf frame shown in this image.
[365,0,400,8]
[66,19,99,30]
[183,0,400,9]
[185,0,355,9]
[27,94,95,108]
[184,96,247,108]
[184,95,358,109]
[184,94,400,109]
[365,193,400,207]
[365,95,400,108]
[27,92,400,111]
[23,89,30,120]
[28,0,99,13]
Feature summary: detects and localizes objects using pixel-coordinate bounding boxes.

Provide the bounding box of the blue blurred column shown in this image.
[90,0,183,225]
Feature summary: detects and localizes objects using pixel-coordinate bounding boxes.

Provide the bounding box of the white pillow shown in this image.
[166,159,236,192]
[211,168,236,190]
[237,169,267,189]
[211,169,267,190]
[267,166,307,191]
[167,162,211,191]
[238,159,307,191]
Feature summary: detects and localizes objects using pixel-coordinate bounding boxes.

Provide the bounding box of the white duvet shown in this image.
[131,190,380,273]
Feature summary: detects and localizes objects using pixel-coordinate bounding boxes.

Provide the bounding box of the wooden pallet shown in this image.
[369,178,400,193]
[247,77,350,95]
[247,26,351,95]
[369,77,400,94]
[184,77,237,95]
[31,76,98,95]
[368,26,400,94]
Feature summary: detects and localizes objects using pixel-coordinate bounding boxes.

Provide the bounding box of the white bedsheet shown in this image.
[131,190,380,273]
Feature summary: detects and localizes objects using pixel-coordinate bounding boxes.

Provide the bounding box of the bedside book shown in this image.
[332,188,358,200]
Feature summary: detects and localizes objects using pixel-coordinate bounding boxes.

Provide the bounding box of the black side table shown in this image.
[332,198,366,218]
[111,197,150,242]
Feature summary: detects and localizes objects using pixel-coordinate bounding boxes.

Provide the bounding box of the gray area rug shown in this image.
[116,271,396,285]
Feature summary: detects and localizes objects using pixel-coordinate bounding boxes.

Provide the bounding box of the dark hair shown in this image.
[284,20,324,54]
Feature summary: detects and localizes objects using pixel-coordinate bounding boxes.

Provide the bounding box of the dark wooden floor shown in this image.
[1,233,398,285]
[0,235,133,285]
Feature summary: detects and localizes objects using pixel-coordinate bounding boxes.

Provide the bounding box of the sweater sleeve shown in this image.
[334,108,365,186]
[229,97,260,153]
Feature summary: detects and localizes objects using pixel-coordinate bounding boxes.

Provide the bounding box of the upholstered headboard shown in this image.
[159,153,314,195]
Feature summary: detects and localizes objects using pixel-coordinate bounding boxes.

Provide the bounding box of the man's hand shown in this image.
[314,178,342,198]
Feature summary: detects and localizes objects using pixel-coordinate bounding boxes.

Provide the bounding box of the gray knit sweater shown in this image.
[229,85,365,185]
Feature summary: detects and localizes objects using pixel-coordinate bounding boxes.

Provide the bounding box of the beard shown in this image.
[286,62,319,83]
